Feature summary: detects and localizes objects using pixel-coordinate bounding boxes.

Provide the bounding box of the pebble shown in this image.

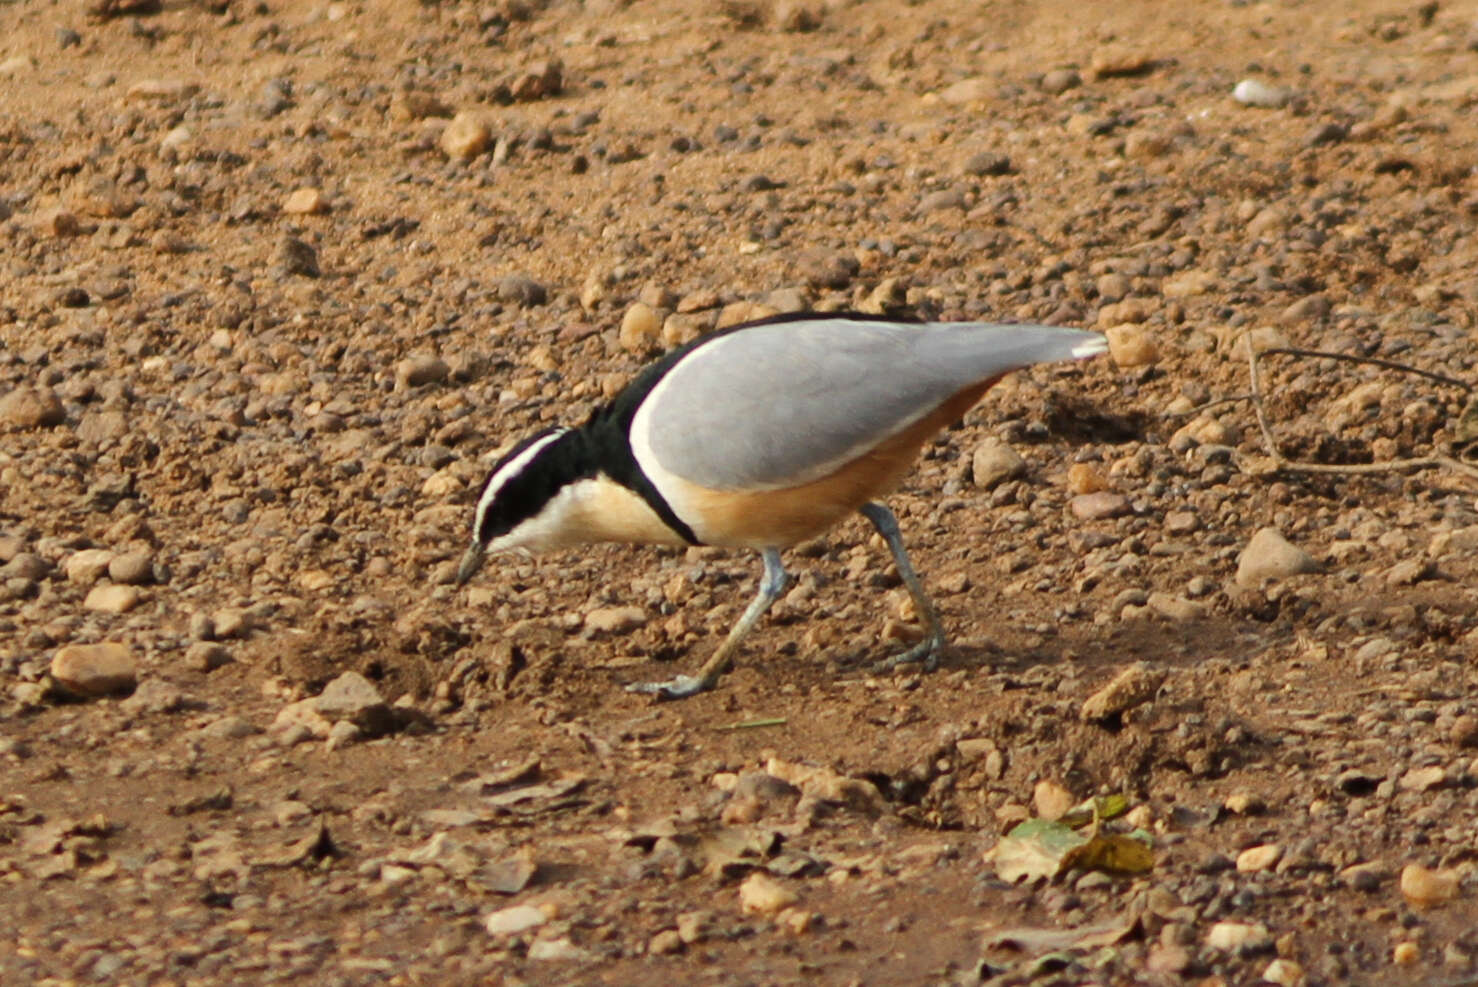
[527,938,592,962]
[497,275,547,308]
[1032,779,1074,820]
[619,302,663,353]
[1040,68,1080,94]
[51,642,137,697]
[1450,715,1478,749]
[1393,942,1420,966]
[1069,491,1130,521]
[441,111,492,160]
[65,548,116,585]
[1235,527,1318,587]
[1104,324,1159,368]
[0,386,67,429]
[648,929,684,955]
[313,671,395,737]
[1398,765,1446,792]
[796,249,858,290]
[1081,662,1165,721]
[916,186,968,214]
[185,642,232,672]
[1400,863,1458,908]
[395,354,450,390]
[1236,843,1282,873]
[1233,78,1289,108]
[85,584,142,614]
[971,437,1025,490]
[937,77,992,105]
[739,872,798,915]
[962,152,1011,177]
[1066,463,1108,495]
[276,236,319,278]
[1205,921,1272,952]
[1262,959,1305,986]
[126,78,199,103]
[282,187,326,215]
[584,606,647,636]
[1146,592,1204,622]
[485,904,547,935]
[108,550,155,585]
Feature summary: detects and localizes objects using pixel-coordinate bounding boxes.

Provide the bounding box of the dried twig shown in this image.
[1257,345,1473,394]
[1243,336,1478,482]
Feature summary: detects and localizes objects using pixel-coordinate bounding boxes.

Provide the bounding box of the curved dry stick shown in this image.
[1243,336,1478,482]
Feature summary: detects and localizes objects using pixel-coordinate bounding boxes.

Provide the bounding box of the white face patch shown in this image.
[472,428,568,540]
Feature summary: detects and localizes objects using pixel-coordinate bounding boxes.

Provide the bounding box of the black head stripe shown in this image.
[473,428,568,545]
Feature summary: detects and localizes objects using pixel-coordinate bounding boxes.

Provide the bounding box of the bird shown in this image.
[456,312,1107,699]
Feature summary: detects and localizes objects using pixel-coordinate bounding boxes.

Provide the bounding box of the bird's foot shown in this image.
[625,673,713,700]
[872,634,946,674]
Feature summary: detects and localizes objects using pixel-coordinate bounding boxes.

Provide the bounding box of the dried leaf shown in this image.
[1063,833,1155,875]
[989,819,1087,882]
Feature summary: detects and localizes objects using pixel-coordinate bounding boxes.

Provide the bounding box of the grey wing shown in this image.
[640,318,1103,490]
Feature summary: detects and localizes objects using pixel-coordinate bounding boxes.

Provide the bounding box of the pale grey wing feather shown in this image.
[643,320,1102,490]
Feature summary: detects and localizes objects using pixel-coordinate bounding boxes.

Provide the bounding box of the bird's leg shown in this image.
[859,501,946,672]
[627,547,789,700]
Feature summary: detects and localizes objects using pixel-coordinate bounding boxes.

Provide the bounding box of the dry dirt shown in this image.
[4,0,1478,984]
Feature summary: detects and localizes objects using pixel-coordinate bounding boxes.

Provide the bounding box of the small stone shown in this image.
[619,302,663,353]
[1262,959,1305,987]
[1236,527,1318,587]
[1089,45,1155,79]
[1281,293,1330,325]
[584,606,647,636]
[739,872,798,916]
[1233,79,1289,108]
[126,78,199,103]
[314,672,395,737]
[1070,491,1131,521]
[276,237,319,278]
[676,911,714,944]
[1400,863,1459,908]
[1081,662,1165,721]
[85,584,141,614]
[201,715,260,740]
[325,719,362,750]
[51,642,136,697]
[1066,463,1108,495]
[1040,68,1080,94]
[1104,324,1159,367]
[510,58,563,101]
[1146,592,1205,622]
[485,903,547,936]
[937,77,993,105]
[962,152,1012,177]
[1450,715,1478,749]
[441,111,491,160]
[796,249,858,290]
[65,548,116,585]
[648,929,684,955]
[526,938,592,962]
[108,550,155,586]
[395,354,450,390]
[1236,844,1283,873]
[0,386,67,429]
[1206,921,1272,952]
[1399,765,1446,792]
[1224,791,1266,815]
[77,410,129,444]
[1032,780,1074,821]
[185,642,232,672]
[390,90,452,122]
[1393,942,1420,966]
[1162,269,1217,298]
[497,275,547,308]
[119,679,186,715]
[282,187,326,215]
[971,438,1026,490]
[189,612,217,641]
[917,186,968,214]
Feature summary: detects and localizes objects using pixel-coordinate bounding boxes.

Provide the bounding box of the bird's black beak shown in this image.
[455,544,486,587]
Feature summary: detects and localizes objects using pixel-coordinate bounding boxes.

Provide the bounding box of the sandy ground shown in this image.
[4,0,1478,983]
